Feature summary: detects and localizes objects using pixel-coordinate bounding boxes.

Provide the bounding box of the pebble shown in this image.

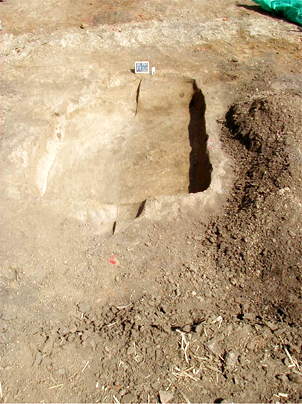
[78,302,91,313]
[121,393,136,403]
[42,336,54,352]
[58,326,69,336]
[207,338,222,356]
[276,374,288,383]
[244,313,256,321]
[53,368,65,376]
[33,352,42,367]
[127,345,136,355]
[80,23,89,29]
[288,373,302,384]
[182,325,191,333]
[230,277,237,286]
[264,321,279,331]
[159,390,174,404]
[189,264,198,273]
[67,334,76,342]
[224,350,239,371]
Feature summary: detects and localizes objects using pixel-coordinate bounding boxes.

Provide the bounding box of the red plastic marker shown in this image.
[109,255,117,265]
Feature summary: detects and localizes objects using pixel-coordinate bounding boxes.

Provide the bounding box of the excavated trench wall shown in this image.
[31,77,212,222]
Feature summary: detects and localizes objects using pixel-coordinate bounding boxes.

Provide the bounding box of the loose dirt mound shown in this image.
[220,91,302,326]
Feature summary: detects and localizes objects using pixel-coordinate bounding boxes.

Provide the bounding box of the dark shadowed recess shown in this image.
[188,81,212,193]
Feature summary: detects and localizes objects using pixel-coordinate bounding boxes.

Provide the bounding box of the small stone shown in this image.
[230,278,237,286]
[67,334,75,342]
[78,302,91,313]
[33,352,42,367]
[127,345,136,355]
[159,390,174,404]
[288,373,302,384]
[274,328,287,337]
[89,338,96,350]
[93,319,102,327]
[244,313,256,321]
[264,321,279,331]
[53,368,65,376]
[182,325,191,333]
[115,276,120,283]
[276,374,288,383]
[224,350,239,371]
[208,338,222,356]
[284,357,291,367]
[189,264,198,273]
[80,23,89,29]
[58,326,69,336]
[121,392,136,403]
[195,324,203,334]
[246,340,256,351]
[42,336,54,352]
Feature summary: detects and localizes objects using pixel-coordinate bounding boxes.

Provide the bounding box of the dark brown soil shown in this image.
[1,0,302,403]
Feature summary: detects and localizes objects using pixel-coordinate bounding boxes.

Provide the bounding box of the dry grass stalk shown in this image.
[49,383,64,390]
[172,367,198,382]
[176,330,191,364]
[205,364,223,374]
[67,372,78,380]
[278,392,288,398]
[284,346,300,370]
[116,304,131,310]
[49,376,57,385]
[108,321,118,328]
[212,316,223,328]
[81,360,89,372]
[113,395,120,403]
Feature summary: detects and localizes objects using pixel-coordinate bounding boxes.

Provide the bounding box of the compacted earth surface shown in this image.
[0,0,302,402]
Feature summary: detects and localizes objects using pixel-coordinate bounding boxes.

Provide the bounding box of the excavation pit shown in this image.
[41,77,212,221]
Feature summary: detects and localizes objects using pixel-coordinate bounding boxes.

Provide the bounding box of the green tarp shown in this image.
[252,0,302,25]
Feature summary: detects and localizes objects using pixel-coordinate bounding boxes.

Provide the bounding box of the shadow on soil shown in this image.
[188,81,212,193]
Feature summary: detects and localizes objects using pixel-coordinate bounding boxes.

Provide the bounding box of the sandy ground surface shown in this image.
[0,0,302,402]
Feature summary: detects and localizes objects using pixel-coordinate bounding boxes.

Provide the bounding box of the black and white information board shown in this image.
[135,61,149,74]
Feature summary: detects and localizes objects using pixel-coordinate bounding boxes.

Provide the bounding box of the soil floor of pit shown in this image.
[0,0,302,403]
